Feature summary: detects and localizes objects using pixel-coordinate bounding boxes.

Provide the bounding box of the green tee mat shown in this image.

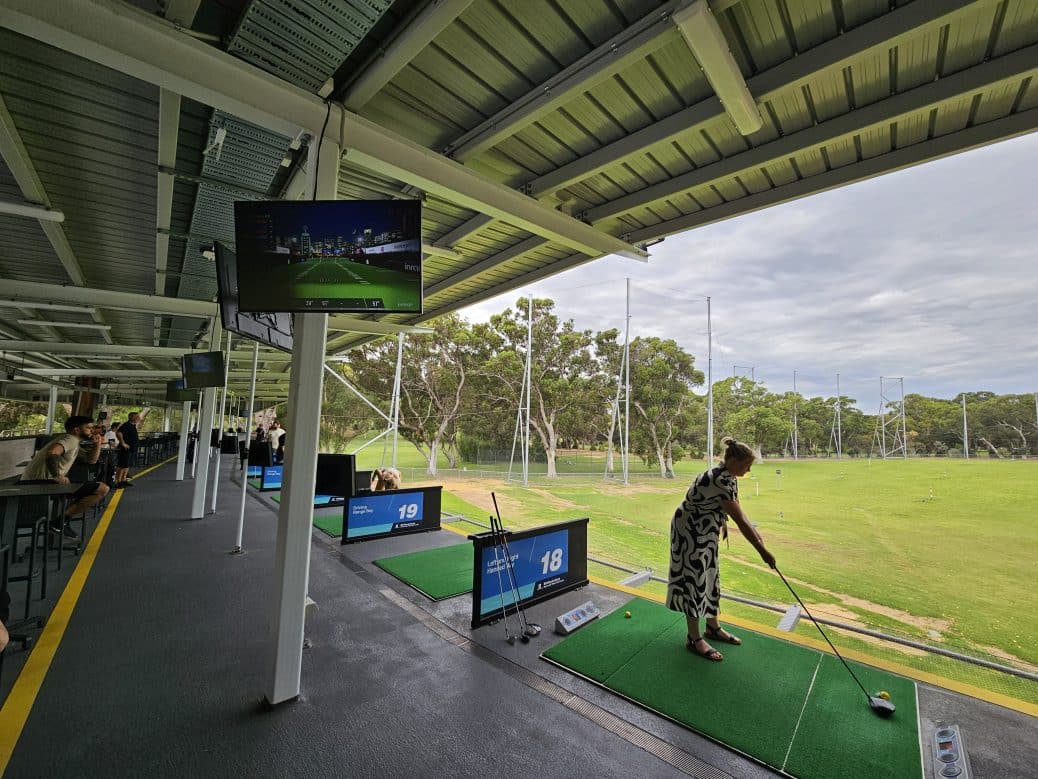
[313,513,343,537]
[541,598,920,779]
[373,543,474,601]
[247,479,261,489]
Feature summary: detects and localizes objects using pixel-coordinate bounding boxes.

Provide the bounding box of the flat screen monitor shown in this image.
[182,351,226,389]
[165,378,195,402]
[314,453,356,497]
[354,469,372,494]
[233,200,423,314]
[214,241,294,352]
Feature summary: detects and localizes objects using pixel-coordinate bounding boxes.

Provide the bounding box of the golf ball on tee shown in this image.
[877,690,891,700]
[624,611,632,618]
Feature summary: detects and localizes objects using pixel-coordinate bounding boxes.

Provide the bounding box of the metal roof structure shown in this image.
[1,0,1037,405]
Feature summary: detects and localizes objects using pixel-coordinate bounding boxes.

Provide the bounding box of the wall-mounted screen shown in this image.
[182,351,226,389]
[165,379,195,402]
[233,199,423,314]
[214,241,294,352]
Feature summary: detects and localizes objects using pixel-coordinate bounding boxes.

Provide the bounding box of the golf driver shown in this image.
[491,493,542,638]
[489,511,529,644]
[775,568,895,718]
[489,516,517,645]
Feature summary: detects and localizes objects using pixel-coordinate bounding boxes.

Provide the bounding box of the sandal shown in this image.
[705,624,741,645]
[687,636,723,661]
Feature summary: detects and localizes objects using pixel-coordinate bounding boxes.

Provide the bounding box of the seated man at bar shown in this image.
[19,415,110,541]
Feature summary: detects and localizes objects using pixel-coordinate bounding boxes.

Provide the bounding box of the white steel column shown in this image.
[792,370,799,459]
[45,385,57,433]
[176,399,191,480]
[162,405,171,432]
[265,131,335,706]
[191,321,221,518]
[210,332,231,513]
[233,341,259,554]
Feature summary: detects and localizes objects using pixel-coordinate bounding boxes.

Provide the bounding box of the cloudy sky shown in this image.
[459,132,1038,407]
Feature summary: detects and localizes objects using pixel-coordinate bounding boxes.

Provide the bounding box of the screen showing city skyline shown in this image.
[233,200,423,314]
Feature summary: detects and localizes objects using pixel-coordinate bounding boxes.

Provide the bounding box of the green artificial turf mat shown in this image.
[313,513,343,537]
[782,654,920,779]
[247,479,261,489]
[374,543,473,600]
[542,598,921,778]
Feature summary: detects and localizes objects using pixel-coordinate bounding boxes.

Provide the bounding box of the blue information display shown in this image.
[259,465,282,491]
[341,486,442,543]
[470,518,589,629]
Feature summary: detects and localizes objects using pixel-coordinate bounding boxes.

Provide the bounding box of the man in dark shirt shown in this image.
[114,411,141,488]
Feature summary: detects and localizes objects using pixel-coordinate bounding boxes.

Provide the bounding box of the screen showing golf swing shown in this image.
[233,199,423,314]
[470,518,589,629]
[341,486,442,543]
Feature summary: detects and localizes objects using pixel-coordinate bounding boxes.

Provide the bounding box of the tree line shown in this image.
[321,298,1038,475]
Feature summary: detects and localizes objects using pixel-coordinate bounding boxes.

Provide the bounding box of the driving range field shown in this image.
[259,257,420,309]
[377,456,1038,706]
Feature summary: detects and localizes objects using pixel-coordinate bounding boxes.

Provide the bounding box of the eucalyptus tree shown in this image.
[480,298,612,477]
[626,336,704,477]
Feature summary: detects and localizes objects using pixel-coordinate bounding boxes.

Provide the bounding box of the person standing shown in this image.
[266,421,284,464]
[19,415,110,540]
[237,427,249,471]
[114,411,141,488]
[667,436,776,662]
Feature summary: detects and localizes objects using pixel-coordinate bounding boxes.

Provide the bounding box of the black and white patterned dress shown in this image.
[666,465,737,619]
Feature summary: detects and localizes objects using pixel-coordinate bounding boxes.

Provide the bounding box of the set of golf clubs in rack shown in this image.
[489,493,541,645]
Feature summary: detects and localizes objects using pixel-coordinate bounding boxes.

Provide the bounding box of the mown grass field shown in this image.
[351,446,1038,704]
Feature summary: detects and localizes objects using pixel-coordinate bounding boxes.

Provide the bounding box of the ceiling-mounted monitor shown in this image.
[214,241,293,352]
[233,199,423,314]
[181,351,226,389]
[165,378,195,402]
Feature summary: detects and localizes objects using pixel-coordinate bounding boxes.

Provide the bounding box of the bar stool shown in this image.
[11,509,49,617]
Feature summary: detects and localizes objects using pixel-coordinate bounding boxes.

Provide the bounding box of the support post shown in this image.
[191,321,221,518]
[391,332,403,468]
[265,128,336,706]
[233,341,259,553]
[176,399,191,480]
[962,395,969,459]
[45,385,57,434]
[210,332,232,513]
[623,279,630,485]
[524,293,532,486]
[706,297,713,464]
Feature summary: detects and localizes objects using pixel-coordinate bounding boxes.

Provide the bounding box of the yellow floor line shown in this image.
[587,574,1038,718]
[0,489,124,772]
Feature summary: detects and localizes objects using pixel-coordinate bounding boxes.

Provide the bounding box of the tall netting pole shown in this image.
[392,332,404,469]
[623,278,630,485]
[524,294,532,487]
[706,296,714,465]
[962,395,969,460]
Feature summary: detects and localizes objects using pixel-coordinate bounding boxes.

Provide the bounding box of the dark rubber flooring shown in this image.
[2,461,706,778]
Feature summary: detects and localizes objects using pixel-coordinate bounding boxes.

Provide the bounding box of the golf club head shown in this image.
[524,624,542,637]
[520,634,530,644]
[869,696,896,718]
[507,635,517,646]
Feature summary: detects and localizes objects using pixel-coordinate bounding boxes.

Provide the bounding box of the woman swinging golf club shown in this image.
[667,436,776,661]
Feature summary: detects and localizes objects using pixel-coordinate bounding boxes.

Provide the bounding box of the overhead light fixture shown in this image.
[673,1,763,136]
[17,319,112,330]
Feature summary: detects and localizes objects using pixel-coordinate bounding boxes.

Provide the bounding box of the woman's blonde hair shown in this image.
[720,436,756,464]
[371,467,402,491]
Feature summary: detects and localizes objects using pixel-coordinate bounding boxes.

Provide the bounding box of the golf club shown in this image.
[489,511,530,644]
[491,493,542,638]
[775,568,895,718]
[489,515,517,645]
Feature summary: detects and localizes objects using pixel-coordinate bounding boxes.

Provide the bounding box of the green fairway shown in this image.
[374,543,473,600]
[427,458,1037,704]
[543,598,921,779]
[260,258,420,312]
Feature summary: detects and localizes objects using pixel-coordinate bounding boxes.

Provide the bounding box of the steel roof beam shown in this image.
[444,0,690,162]
[0,91,115,344]
[0,340,292,361]
[0,199,64,221]
[155,89,181,345]
[424,236,547,298]
[528,0,985,198]
[0,0,646,262]
[431,213,495,249]
[626,107,1038,244]
[25,369,284,378]
[341,0,477,111]
[3,280,218,317]
[588,44,1038,223]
